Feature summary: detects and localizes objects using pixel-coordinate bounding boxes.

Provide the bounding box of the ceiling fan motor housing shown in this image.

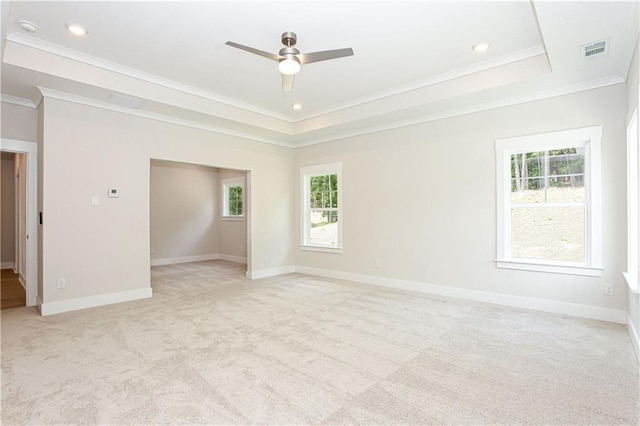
[281,31,297,47]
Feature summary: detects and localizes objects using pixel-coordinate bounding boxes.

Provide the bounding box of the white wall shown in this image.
[1,153,15,266]
[1,102,37,141]
[39,97,293,311]
[295,84,628,319]
[150,160,219,261]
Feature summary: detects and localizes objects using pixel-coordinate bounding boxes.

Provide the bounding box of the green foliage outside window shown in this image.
[227,185,243,216]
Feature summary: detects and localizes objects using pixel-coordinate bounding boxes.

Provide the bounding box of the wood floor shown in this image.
[1,268,25,309]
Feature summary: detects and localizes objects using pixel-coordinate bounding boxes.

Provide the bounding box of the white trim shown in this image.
[36,87,294,148]
[495,126,602,275]
[496,259,603,277]
[624,272,639,294]
[293,76,623,148]
[628,315,640,364]
[0,138,37,307]
[300,162,343,250]
[6,32,290,122]
[150,253,219,267]
[1,262,15,269]
[294,266,626,324]
[294,46,547,122]
[218,254,247,264]
[0,94,36,108]
[18,273,26,290]
[40,287,152,316]
[247,266,295,280]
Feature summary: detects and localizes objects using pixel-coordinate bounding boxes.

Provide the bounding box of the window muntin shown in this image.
[222,178,244,218]
[496,126,602,276]
[301,163,342,252]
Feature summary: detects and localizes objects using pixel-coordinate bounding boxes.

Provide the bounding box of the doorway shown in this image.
[149,159,250,279]
[0,139,38,307]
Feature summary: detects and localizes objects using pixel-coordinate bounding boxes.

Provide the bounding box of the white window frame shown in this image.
[221,177,244,221]
[625,108,639,294]
[495,126,602,277]
[300,162,343,253]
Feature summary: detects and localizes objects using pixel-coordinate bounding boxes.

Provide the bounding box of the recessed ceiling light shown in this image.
[66,24,87,36]
[292,104,302,110]
[18,20,37,33]
[472,42,491,53]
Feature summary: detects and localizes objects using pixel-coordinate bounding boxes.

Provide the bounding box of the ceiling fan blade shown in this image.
[299,48,354,65]
[225,41,281,61]
[282,73,295,92]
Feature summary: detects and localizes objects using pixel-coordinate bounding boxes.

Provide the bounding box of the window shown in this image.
[301,163,342,252]
[222,177,244,219]
[495,126,602,276]
[625,109,639,292]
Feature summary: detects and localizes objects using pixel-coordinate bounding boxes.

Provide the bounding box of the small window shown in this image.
[301,163,342,253]
[222,177,244,219]
[495,126,602,276]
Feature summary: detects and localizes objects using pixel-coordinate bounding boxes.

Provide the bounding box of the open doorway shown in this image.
[149,159,249,289]
[0,138,37,308]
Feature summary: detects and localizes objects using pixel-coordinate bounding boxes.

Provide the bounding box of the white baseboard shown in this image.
[247,265,295,280]
[295,266,627,324]
[18,273,26,290]
[151,253,219,266]
[628,315,640,364]
[218,254,247,264]
[151,253,247,266]
[40,287,153,316]
[1,261,14,269]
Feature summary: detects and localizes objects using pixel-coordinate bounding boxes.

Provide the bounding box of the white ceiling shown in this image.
[1,1,638,147]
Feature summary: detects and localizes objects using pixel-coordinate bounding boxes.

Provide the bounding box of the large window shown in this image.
[301,163,342,252]
[221,177,244,219]
[626,109,639,292]
[495,126,602,276]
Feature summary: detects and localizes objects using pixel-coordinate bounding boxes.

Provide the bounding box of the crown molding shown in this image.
[293,75,624,148]
[293,45,548,124]
[0,94,36,108]
[6,32,292,122]
[37,87,294,148]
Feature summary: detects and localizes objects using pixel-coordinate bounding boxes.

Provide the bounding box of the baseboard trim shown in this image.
[628,315,640,364]
[18,273,26,290]
[151,253,219,266]
[295,266,627,324]
[248,266,295,280]
[1,262,15,269]
[40,287,153,316]
[218,254,247,264]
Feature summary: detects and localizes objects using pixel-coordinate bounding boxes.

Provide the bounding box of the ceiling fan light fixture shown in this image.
[279,56,301,75]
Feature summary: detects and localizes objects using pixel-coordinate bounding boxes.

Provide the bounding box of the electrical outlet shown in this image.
[603,282,614,296]
[265,255,270,263]
[374,260,380,269]
[57,278,66,289]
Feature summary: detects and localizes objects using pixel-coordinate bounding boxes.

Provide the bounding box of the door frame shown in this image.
[0,138,37,306]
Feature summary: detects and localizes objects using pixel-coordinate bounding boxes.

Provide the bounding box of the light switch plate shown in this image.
[108,189,119,198]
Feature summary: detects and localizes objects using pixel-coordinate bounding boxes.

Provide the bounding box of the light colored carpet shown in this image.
[1,260,638,425]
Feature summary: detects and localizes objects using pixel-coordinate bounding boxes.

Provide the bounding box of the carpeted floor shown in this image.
[1,260,638,424]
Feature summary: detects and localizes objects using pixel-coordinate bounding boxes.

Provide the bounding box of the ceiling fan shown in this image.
[225,32,354,92]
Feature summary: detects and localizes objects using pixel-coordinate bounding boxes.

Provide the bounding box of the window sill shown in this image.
[300,244,342,254]
[623,272,640,294]
[496,259,603,277]
[221,216,245,222]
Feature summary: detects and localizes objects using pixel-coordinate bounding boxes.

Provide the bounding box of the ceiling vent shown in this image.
[106,93,144,109]
[581,39,608,59]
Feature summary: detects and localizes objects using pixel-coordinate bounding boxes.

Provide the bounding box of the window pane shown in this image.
[511,206,585,262]
[511,178,545,203]
[546,186,585,203]
[227,185,243,216]
[309,211,338,246]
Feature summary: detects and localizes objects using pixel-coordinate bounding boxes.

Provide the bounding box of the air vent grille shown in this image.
[582,40,608,59]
